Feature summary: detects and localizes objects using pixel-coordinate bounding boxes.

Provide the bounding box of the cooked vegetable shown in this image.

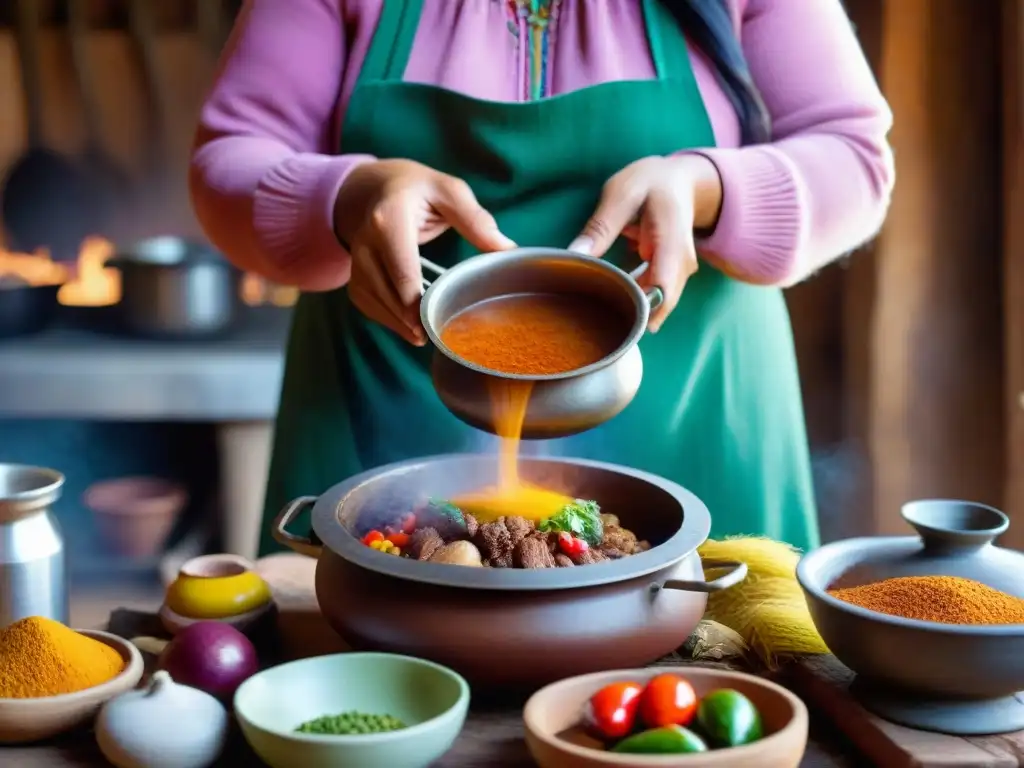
[583,681,643,740]
[557,532,589,558]
[369,539,401,555]
[361,530,384,546]
[295,710,407,735]
[538,499,604,547]
[428,540,483,567]
[696,689,763,747]
[425,499,465,526]
[639,673,698,729]
[385,531,410,548]
[611,725,708,754]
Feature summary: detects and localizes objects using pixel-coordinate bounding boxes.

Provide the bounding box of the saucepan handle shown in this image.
[271,496,323,558]
[420,257,447,292]
[652,559,748,594]
[628,261,664,311]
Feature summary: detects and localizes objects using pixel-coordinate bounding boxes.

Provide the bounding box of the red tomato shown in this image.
[557,532,589,558]
[400,513,417,534]
[639,674,698,728]
[386,531,411,548]
[583,681,643,740]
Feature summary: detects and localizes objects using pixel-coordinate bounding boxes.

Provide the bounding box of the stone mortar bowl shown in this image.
[797,499,1024,735]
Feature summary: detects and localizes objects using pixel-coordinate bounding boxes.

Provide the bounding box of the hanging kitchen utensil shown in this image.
[1,0,92,260]
[66,0,130,241]
[125,0,170,237]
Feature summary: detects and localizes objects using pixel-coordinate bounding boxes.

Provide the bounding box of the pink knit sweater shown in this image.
[190,0,894,291]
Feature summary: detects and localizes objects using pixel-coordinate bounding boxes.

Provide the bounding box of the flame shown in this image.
[0,239,298,308]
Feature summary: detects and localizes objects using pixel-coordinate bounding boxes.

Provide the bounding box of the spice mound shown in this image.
[0,616,125,698]
[829,575,1024,625]
[295,710,407,735]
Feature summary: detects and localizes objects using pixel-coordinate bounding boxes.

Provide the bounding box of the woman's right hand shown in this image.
[333,159,516,345]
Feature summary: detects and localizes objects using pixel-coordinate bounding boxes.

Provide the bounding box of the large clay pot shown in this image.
[273,455,746,689]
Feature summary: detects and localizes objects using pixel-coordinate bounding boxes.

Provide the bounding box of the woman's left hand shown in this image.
[569,154,723,332]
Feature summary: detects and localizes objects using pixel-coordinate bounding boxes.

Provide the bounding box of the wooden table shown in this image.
[0,608,860,767]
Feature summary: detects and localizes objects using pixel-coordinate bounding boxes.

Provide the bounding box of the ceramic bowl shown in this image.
[160,554,274,635]
[523,666,808,768]
[797,499,1024,735]
[234,652,469,768]
[84,477,187,559]
[0,630,145,743]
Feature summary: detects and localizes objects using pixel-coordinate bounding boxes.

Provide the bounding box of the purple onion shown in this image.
[157,621,259,699]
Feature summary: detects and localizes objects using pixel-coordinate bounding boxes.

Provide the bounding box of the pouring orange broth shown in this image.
[439,293,629,522]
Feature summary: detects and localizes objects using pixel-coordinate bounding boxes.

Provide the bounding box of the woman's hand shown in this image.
[334,159,516,345]
[569,154,723,332]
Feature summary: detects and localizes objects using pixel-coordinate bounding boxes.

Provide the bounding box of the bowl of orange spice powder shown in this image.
[0,616,144,743]
[796,499,1024,736]
[420,248,660,440]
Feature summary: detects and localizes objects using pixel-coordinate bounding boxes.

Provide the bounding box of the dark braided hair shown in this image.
[662,0,772,144]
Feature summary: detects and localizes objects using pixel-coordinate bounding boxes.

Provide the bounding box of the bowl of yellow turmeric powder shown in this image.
[0,616,144,743]
[796,499,1024,736]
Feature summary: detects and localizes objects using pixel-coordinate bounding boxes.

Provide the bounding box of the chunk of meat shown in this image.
[600,513,620,528]
[574,548,608,566]
[514,535,557,568]
[474,520,513,565]
[602,525,638,553]
[464,513,479,538]
[503,515,535,547]
[600,546,628,560]
[409,527,445,561]
[554,553,575,568]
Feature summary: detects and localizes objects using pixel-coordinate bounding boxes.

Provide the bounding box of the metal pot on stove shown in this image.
[106,236,240,339]
[272,454,746,688]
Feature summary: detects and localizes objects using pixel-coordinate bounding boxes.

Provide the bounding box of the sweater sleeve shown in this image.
[691,0,895,286]
[189,0,374,291]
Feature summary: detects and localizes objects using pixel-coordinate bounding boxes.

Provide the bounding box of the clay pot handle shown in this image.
[271,496,322,558]
[653,559,748,594]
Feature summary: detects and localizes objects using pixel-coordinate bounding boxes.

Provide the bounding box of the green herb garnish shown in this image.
[295,710,407,735]
[538,499,604,547]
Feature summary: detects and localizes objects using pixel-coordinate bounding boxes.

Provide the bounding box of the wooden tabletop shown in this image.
[0,608,859,767]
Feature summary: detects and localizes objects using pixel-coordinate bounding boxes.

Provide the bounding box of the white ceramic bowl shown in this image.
[0,630,145,743]
[234,652,469,768]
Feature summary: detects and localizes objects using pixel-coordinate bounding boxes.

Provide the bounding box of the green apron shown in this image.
[259,0,819,556]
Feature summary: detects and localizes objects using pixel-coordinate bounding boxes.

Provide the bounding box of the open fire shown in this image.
[0,240,298,308]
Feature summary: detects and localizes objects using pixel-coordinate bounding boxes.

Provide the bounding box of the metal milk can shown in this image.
[0,464,68,627]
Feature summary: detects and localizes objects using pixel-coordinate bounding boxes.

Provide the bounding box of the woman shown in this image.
[191,0,894,556]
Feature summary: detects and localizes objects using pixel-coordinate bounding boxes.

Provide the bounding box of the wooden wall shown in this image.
[0,1,1014,544]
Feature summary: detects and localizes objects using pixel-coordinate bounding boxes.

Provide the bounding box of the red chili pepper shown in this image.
[557,532,589,558]
[400,513,417,534]
[638,674,698,729]
[584,681,644,740]
[361,530,385,546]
[386,531,410,548]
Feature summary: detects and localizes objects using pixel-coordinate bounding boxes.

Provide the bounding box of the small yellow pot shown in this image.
[164,555,272,620]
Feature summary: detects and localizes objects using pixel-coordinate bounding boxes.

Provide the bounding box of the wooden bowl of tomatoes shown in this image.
[523,666,807,767]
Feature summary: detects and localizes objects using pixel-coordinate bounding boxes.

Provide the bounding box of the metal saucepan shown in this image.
[419,248,662,439]
[0,280,60,339]
[105,237,240,339]
[273,454,746,688]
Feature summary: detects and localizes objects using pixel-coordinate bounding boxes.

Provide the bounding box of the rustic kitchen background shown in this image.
[0,0,1019,591]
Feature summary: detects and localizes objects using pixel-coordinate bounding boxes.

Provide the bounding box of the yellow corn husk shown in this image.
[699,537,829,669]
